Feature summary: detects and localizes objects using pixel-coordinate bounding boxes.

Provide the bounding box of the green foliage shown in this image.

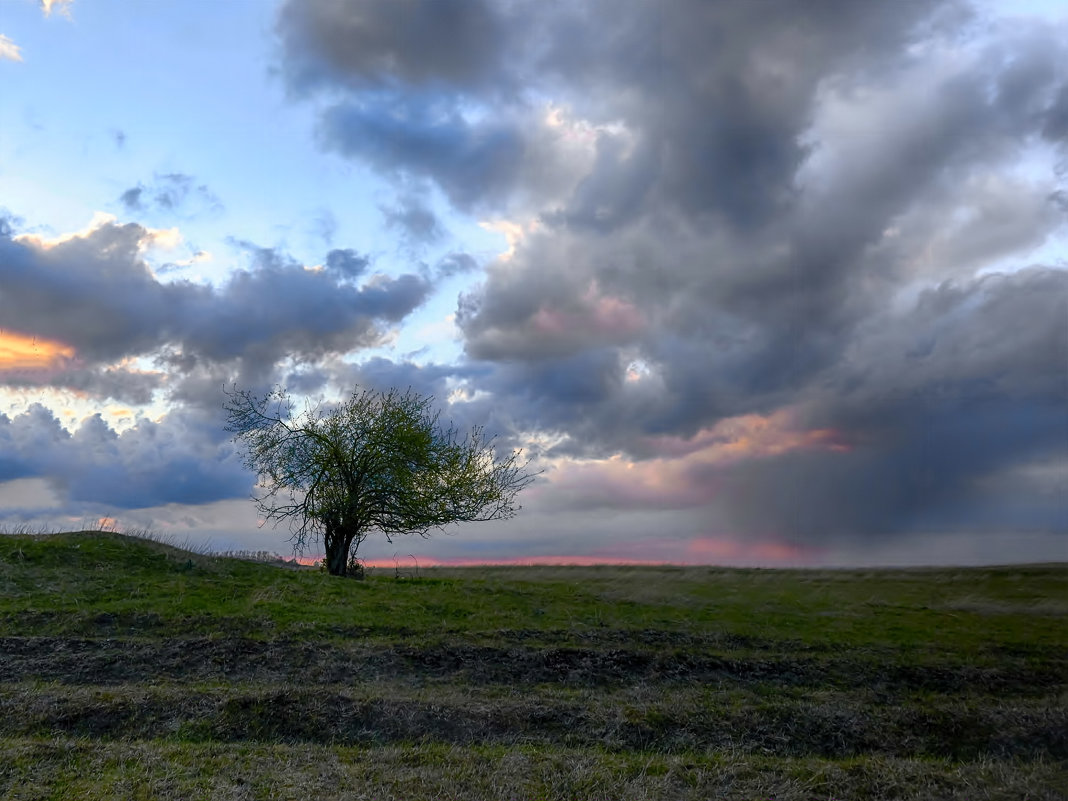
[225,385,536,576]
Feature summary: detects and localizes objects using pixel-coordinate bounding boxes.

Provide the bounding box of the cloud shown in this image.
[2,0,75,65]
[0,214,432,400]
[278,0,650,214]
[278,0,510,94]
[118,172,223,217]
[538,409,847,513]
[435,252,478,279]
[0,478,64,519]
[275,0,1068,554]
[0,363,162,406]
[380,192,444,245]
[0,35,22,63]
[279,0,974,220]
[0,331,74,371]
[323,248,369,279]
[118,187,143,210]
[460,276,646,361]
[0,404,250,512]
[319,94,526,211]
[0,327,161,405]
[754,267,1068,540]
[40,0,74,18]
[9,1,1058,559]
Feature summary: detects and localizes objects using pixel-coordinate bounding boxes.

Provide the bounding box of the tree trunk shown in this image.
[323,522,364,577]
[326,540,349,576]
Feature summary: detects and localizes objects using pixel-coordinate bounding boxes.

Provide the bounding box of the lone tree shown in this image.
[224,385,535,577]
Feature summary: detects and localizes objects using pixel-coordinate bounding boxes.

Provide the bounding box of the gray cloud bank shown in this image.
[0,215,431,515]
[276,0,1068,553]
[0,217,429,392]
[0,404,249,511]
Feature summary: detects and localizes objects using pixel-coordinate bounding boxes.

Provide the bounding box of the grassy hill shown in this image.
[0,530,1065,800]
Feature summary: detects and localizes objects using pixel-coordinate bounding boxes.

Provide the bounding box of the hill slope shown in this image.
[1,530,1065,800]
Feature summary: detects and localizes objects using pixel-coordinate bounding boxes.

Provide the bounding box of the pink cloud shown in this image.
[541,407,852,513]
[530,281,645,342]
[638,408,851,461]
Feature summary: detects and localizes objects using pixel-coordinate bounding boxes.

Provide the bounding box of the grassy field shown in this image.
[0,530,1064,800]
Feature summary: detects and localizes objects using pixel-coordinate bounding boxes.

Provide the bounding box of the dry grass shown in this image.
[2,738,1066,801]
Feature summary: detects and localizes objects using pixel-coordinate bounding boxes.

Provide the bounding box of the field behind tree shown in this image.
[0,531,1064,800]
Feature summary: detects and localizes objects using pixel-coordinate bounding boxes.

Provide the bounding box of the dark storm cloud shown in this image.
[536,268,1068,538]
[458,21,1068,381]
[319,94,525,210]
[277,0,1068,548]
[715,267,1068,541]
[0,218,431,394]
[456,6,1068,434]
[278,0,509,94]
[0,404,251,510]
[279,0,966,220]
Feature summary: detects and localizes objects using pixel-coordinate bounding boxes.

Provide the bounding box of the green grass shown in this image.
[0,530,1065,799]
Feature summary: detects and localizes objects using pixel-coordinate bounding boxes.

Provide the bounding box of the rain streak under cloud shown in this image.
[0,0,1065,565]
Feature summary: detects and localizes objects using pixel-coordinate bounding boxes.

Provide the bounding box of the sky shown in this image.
[0,0,1065,567]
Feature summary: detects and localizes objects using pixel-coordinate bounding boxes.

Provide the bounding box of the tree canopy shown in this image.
[224,385,536,576]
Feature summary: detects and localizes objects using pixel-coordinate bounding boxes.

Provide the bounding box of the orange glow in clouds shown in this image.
[542,408,852,511]
[0,331,75,371]
[638,410,851,460]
